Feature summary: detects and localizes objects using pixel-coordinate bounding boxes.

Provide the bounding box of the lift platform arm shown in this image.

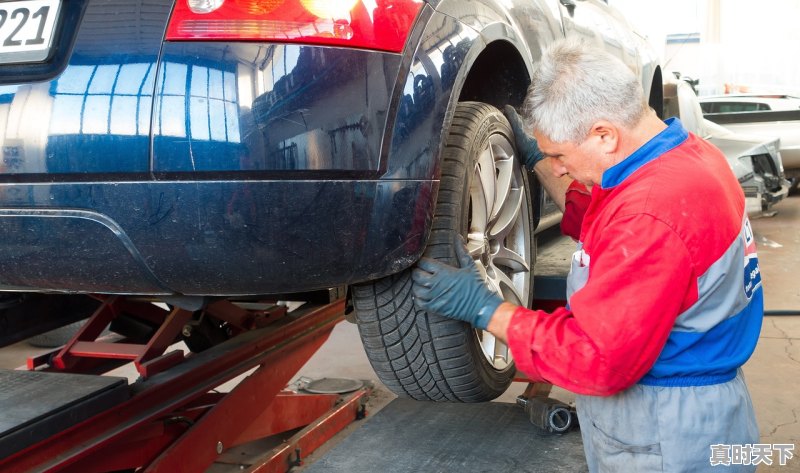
[1,298,369,473]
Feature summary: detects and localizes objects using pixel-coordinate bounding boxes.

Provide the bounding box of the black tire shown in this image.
[353,102,535,402]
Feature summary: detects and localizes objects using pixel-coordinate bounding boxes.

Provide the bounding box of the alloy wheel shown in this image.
[467,133,532,370]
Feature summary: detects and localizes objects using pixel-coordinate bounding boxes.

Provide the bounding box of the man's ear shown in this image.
[589,120,619,154]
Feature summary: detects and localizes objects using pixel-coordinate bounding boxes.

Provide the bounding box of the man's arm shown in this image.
[504,105,574,212]
[504,106,572,212]
[412,215,693,396]
[499,214,694,396]
[486,302,515,343]
[531,159,572,213]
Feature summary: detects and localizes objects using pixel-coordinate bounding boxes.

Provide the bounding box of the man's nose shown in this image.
[549,159,568,177]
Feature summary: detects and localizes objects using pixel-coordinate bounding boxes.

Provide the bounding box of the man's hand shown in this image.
[504,105,545,170]
[411,236,503,330]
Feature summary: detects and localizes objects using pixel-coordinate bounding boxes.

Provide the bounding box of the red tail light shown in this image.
[166,0,425,53]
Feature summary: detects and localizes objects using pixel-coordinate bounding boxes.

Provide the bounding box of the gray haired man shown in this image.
[412,39,762,472]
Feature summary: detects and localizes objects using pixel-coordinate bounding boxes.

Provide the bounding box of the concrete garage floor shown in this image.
[0,196,798,471]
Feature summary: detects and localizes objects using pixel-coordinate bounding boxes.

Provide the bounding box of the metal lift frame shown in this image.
[1,297,370,473]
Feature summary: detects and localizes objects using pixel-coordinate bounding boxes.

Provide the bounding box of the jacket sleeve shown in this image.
[506,213,696,396]
[560,181,592,240]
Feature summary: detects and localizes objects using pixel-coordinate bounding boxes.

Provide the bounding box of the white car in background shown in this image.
[698,94,800,113]
[699,94,800,192]
[665,82,790,215]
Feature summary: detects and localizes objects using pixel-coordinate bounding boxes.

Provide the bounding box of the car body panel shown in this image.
[0,3,443,295]
[1,0,659,296]
[433,0,562,58]
[0,179,435,295]
[705,117,800,180]
[380,7,480,181]
[0,0,171,176]
[152,43,400,174]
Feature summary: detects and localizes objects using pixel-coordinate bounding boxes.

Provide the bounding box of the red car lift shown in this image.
[0,296,370,472]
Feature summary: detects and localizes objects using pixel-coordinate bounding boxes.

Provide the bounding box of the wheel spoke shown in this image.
[480,332,497,364]
[474,259,489,281]
[477,148,496,220]
[493,335,510,366]
[493,245,529,273]
[492,263,524,306]
[485,269,503,297]
[466,235,484,259]
[469,169,488,236]
[489,185,523,241]
[479,331,510,367]
[491,144,514,222]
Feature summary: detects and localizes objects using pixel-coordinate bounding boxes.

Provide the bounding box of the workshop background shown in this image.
[611,0,800,95]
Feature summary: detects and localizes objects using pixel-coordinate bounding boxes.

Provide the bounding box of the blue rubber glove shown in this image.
[411,236,503,330]
[504,105,545,170]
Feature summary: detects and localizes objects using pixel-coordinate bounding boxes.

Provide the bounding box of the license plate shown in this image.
[0,0,61,64]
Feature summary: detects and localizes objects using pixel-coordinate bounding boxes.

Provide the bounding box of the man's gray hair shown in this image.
[523,38,648,143]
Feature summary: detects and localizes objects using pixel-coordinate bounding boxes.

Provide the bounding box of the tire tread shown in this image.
[353,102,527,402]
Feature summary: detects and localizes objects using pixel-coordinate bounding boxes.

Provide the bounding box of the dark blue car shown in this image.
[0,0,662,401]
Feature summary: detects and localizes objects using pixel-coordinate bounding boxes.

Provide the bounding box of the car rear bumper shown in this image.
[0,179,436,295]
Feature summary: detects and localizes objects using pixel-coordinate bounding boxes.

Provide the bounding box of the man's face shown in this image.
[533,130,607,187]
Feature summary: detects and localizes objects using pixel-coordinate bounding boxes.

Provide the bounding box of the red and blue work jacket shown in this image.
[507,118,764,396]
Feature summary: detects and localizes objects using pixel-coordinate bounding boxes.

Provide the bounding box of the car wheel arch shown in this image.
[411,35,536,259]
[383,15,542,260]
[457,39,532,113]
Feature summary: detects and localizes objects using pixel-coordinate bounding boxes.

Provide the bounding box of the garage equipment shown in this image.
[515,382,578,435]
[0,296,370,472]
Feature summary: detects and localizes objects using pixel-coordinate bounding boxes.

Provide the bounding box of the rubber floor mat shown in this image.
[303,398,587,472]
[0,369,128,460]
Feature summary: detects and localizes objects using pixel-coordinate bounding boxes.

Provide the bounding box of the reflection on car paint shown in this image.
[382,16,477,180]
[0,1,169,176]
[51,63,147,134]
[153,43,399,173]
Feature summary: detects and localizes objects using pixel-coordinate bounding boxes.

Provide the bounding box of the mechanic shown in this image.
[412,39,762,472]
